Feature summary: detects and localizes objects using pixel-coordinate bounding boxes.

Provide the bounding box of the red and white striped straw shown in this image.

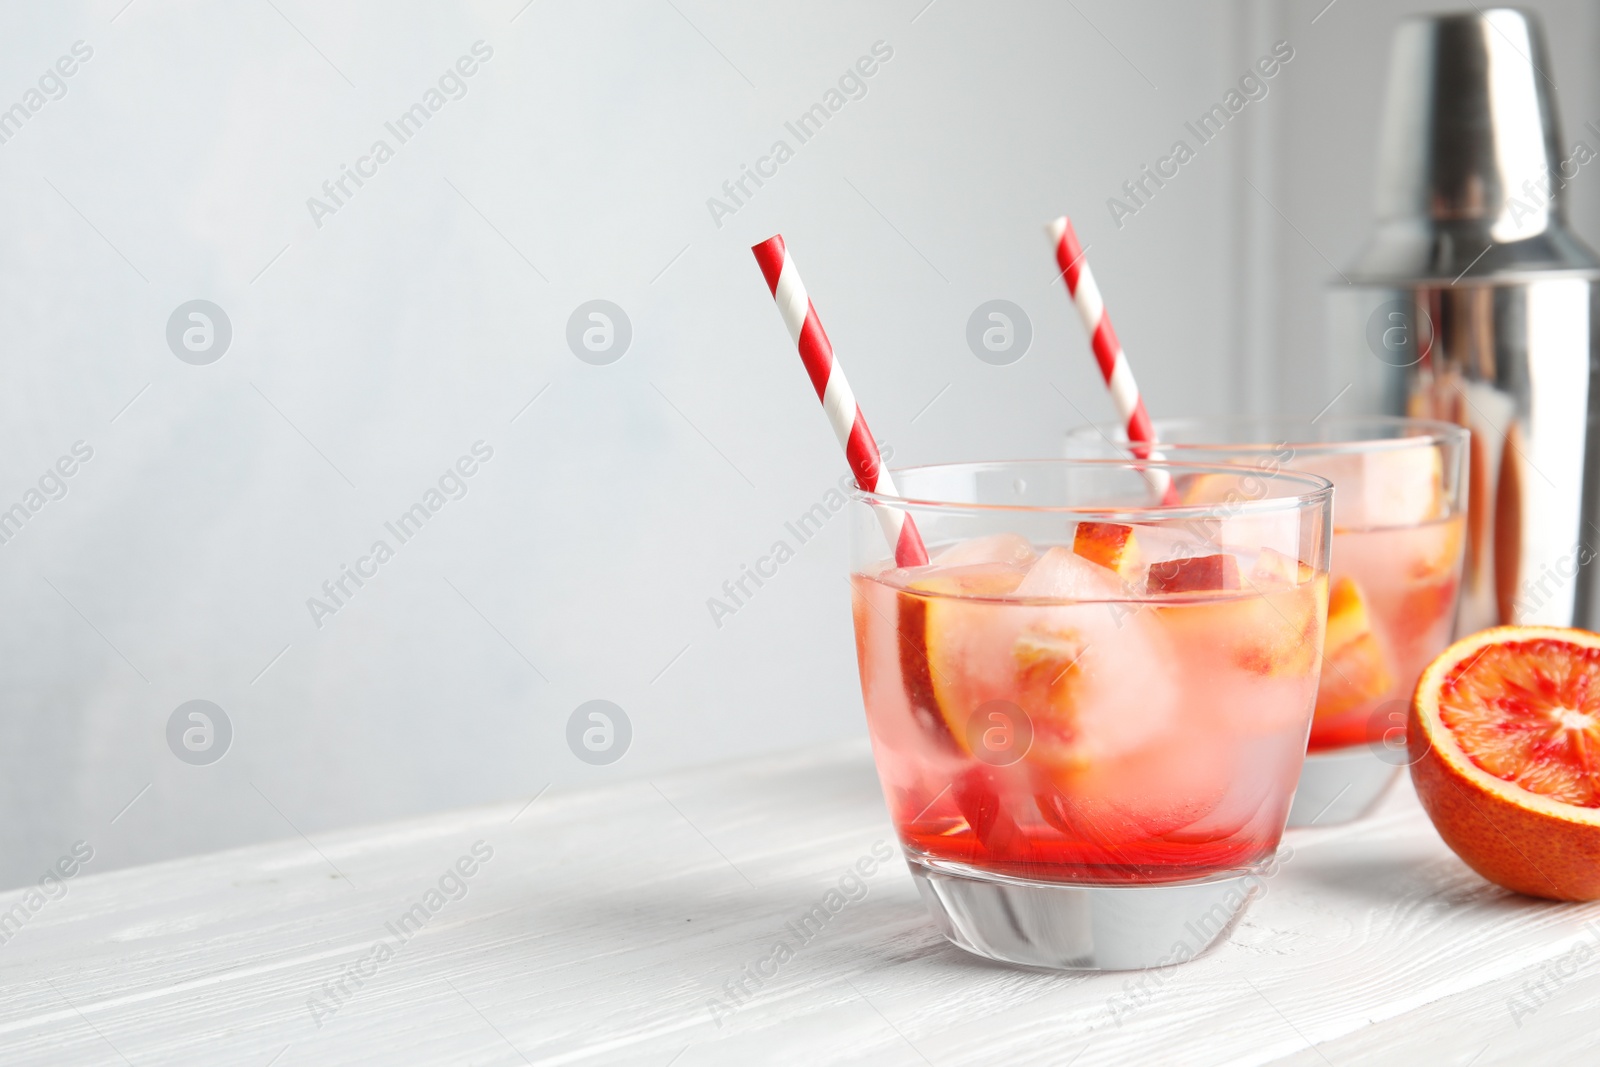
[1048,216,1176,504]
[752,235,929,568]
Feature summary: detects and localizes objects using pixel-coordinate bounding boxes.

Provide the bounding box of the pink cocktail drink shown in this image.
[849,460,1333,899]
[855,548,1322,884]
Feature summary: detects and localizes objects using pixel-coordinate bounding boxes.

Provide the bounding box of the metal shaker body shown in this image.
[1332,8,1600,631]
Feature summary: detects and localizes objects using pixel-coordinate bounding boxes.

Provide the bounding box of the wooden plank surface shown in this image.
[1,739,1596,1065]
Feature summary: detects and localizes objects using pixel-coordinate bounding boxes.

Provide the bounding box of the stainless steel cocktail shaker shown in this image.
[1328,7,1600,632]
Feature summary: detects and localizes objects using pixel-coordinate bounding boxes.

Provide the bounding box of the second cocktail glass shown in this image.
[1070,416,1470,825]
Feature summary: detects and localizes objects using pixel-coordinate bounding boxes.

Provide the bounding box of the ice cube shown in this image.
[1112,522,1207,565]
[1298,445,1442,529]
[1360,444,1443,527]
[1013,594,1181,770]
[934,532,1038,568]
[1014,546,1125,600]
[1299,441,1440,527]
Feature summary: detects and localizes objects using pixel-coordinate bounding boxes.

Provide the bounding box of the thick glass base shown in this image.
[1286,745,1400,827]
[907,856,1260,971]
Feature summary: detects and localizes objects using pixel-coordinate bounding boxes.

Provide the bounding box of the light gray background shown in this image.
[3,0,1598,889]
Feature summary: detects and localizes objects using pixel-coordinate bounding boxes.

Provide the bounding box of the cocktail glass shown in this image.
[850,458,1332,969]
[1069,416,1469,825]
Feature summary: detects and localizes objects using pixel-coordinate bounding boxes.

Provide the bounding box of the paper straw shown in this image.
[1048,216,1176,504]
[752,234,930,567]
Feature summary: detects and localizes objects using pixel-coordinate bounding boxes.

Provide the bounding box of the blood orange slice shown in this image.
[1071,521,1143,581]
[895,562,1028,852]
[896,562,1028,751]
[1315,577,1395,721]
[1410,626,1600,901]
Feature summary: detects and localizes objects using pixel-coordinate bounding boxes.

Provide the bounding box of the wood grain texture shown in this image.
[2,739,1597,1066]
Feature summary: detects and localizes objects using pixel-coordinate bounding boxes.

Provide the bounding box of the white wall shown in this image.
[2,0,1596,889]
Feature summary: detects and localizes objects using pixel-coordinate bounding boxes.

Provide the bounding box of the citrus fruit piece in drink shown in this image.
[1072,521,1143,581]
[953,764,1025,857]
[1315,577,1395,721]
[897,561,1028,751]
[853,572,927,753]
[1147,553,1240,594]
[894,559,1033,851]
[1410,626,1600,901]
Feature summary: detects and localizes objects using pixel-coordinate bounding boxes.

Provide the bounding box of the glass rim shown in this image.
[851,457,1333,517]
[1068,414,1469,456]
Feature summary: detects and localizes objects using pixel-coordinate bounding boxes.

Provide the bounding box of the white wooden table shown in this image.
[4,740,1598,1066]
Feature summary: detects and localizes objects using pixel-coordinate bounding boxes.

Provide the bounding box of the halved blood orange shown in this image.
[1410,626,1600,901]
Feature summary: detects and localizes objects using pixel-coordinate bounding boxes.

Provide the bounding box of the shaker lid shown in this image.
[1346,7,1600,284]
